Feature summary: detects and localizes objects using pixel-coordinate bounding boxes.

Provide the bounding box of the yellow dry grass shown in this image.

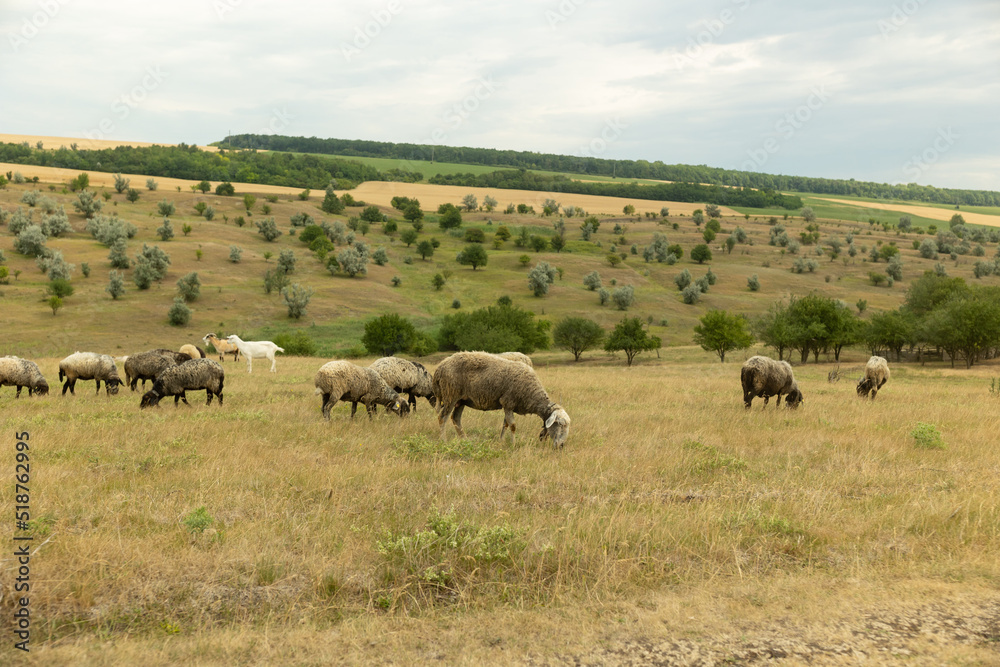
[0,133,218,153]
[350,181,736,217]
[2,353,999,664]
[818,197,1000,228]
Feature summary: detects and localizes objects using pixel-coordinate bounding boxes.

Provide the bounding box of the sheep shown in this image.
[432,351,570,448]
[179,344,206,359]
[202,333,241,362]
[0,356,49,397]
[496,351,533,367]
[741,355,803,410]
[124,349,192,392]
[226,335,284,373]
[857,356,890,400]
[58,352,123,396]
[368,357,437,412]
[140,359,225,408]
[313,360,409,420]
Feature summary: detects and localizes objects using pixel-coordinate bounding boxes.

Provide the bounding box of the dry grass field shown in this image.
[3,159,1000,663]
[818,197,1000,229]
[1,353,999,664]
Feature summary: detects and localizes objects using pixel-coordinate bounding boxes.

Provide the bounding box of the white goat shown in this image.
[225,335,284,373]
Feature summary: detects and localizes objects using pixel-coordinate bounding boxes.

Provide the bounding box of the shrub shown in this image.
[372,247,389,266]
[156,218,175,241]
[747,274,760,291]
[73,190,103,218]
[528,262,557,297]
[583,270,602,291]
[215,182,235,196]
[176,272,201,302]
[281,283,313,319]
[229,245,243,263]
[612,284,635,310]
[256,217,281,241]
[157,199,176,216]
[691,244,712,263]
[47,278,74,298]
[456,244,488,270]
[106,271,125,299]
[108,238,130,269]
[14,225,47,257]
[335,246,369,277]
[167,298,192,326]
[146,178,158,191]
[272,330,317,356]
[464,227,486,243]
[911,422,946,449]
[40,208,72,237]
[264,268,291,294]
[290,212,314,227]
[675,269,692,290]
[598,287,610,305]
[47,295,63,316]
[277,249,296,274]
[362,313,417,356]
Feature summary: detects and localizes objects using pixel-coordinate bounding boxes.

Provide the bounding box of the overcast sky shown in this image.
[2,0,997,190]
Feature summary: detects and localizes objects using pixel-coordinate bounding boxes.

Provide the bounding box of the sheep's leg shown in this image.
[775,394,783,408]
[762,394,770,408]
[15,386,23,398]
[205,389,213,406]
[408,393,417,412]
[743,390,754,410]
[450,404,466,437]
[321,392,334,420]
[365,402,376,420]
[350,402,359,419]
[62,379,73,396]
[500,409,516,441]
[437,401,456,438]
[95,379,102,395]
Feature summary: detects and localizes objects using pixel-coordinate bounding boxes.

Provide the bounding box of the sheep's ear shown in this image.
[545,413,557,428]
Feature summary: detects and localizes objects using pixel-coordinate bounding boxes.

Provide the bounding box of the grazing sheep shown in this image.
[140,359,225,408]
[857,356,890,400]
[58,352,123,396]
[124,349,192,392]
[202,333,241,362]
[432,351,570,448]
[313,360,408,420]
[0,356,49,397]
[741,355,803,410]
[179,344,206,359]
[369,357,437,412]
[226,334,284,373]
[496,351,533,367]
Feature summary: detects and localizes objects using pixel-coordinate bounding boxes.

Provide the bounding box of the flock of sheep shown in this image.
[1,335,890,449]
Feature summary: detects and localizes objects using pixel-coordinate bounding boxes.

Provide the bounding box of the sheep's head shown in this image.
[388,399,410,417]
[540,406,571,448]
[33,380,49,396]
[106,378,122,396]
[139,388,162,409]
[785,388,803,409]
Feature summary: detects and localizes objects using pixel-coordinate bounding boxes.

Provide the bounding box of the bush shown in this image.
[747,274,760,291]
[156,218,174,241]
[691,244,712,263]
[167,298,191,326]
[47,295,63,316]
[157,199,176,216]
[464,227,486,243]
[256,217,281,241]
[674,269,692,290]
[437,299,550,353]
[109,238,131,269]
[146,178,158,191]
[372,247,389,266]
[73,190,103,218]
[528,262,557,297]
[583,270,602,291]
[612,284,635,310]
[14,225,47,257]
[277,249,296,274]
[362,313,417,356]
[106,271,125,299]
[215,182,235,196]
[47,278,74,298]
[290,212,314,227]
[264,267,291,294]
[281,283,313,319]
[598,287,610,305]
[176,272,201,302]
[335,246,369,277]
[272,330,317,356]
[229,245,243,263]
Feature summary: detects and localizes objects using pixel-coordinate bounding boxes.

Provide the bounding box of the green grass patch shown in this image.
[391,434,507,461]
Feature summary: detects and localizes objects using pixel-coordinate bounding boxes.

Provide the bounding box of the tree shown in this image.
[528,262,557,297]
[863,309,915,361]
[403,203,424,225]
[321,185,345,214]
[277,249,296,274]
[47,295,63,316]
[109,238,131,269]
[125,187,140,203]
[691,244,712,264]
[801,206,816,222]
[417,240,435,260]
[439,205,463,230]
[243,193,257,212]
[157,217,174,241]
[461,193,478,212]
[47,278,74,299]
[703,228,716,243]
[438,299,550,353]
[281,283,313,319]
[692,209,704,227]
[167,297,191,326]
[606,253,622,268]
[553,317,605,361]
[705,203,721,218]
[176,272,201,302]
[432,273,446,290]
[106,271,125,299]
[229,246,243,263]
[360,205,383,223]
[14,224,47,257]
[256,217,281,241]
[400,229,419,247]
[464,227,486,243]
[604,317,661,366]
[483,195,498,211]
[457,244,488,270]
[113,173,130,193]
[747,274,760,291]
[612,285,635,310]
[362,313,417,356]
[623,204,636,215]
[674,269,692,290]
[583,271,602,291]
[73,190,103,218]
[693,310,755,362]
[530,235,548,253]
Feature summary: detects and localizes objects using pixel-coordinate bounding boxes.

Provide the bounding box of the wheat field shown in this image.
[2,351,999,664]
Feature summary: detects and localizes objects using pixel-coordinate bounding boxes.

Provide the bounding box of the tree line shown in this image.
[217,133,1000,207]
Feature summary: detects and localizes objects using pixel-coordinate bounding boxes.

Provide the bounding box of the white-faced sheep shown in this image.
[369,357,437,412]
[741,355,803,409]
[226,335,284,373]
[0,356,49,397]
[432,351,570,448]
[313,360,409,420]
[857,356,890,400]
[179,344,206,359]
[58,352,123,396]
[495,351,533,367]
[202,333,240,362]
[124,349,192,392]
[140,359,225,408]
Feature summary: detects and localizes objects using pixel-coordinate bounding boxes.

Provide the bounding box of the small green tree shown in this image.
[229,245,243,263]
[432,273,446,290]
[321,183,345,214]
[583,270,602,291]
[612,285,635,310]
[112,173,130,193]
[748,274,760,291]
[73,190,103,218]
[109,238,131,269]
[157,217,175,241]
[47,295,63,316]
[691,244,712,264]
[705,203,721,218]
[553,317,605,361]
[243,193,257,212]
[362,313,417,356]
[256,217,281,241]
[604,317,661,366]
[400,229,419,247]
[47,278,74,299]
[277,249,296,274]
[156,199,176,216]
[125,187,140,203]
[167,297,191,326]
[693,310,755,362]
[456,244,488,270]
[461,193,478,212]
[692,209,704,227]
[417,239,435,260]
[215,182,235,196]
[281,283,313,319]
[176,272,201,302]
[528,262,557,297]
[438,204,463,230]
[106,271,125,299]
